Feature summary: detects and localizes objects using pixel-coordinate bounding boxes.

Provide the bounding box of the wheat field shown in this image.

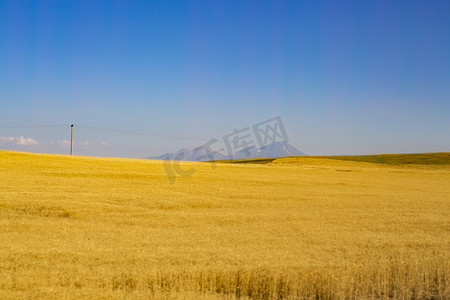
[0,150,449,299]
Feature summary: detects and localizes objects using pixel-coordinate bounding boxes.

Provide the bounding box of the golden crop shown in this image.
[0,151,449,299]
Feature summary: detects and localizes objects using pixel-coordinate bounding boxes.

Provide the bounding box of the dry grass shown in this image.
[0,150,449,299]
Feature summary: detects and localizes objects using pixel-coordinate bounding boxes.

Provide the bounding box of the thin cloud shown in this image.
[51,140,111,147]
[0,136,39,146]
[51,140,71,147]
[51,140,90,147]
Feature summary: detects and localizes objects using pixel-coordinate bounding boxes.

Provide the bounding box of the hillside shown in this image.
[217,152,450,166]
[0,150,449,299]
[148,141,306,161]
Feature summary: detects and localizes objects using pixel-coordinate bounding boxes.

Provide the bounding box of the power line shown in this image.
[75,124,205,141]
[0,124,205,141]
[0,125,69,129]
[1,124,442,150]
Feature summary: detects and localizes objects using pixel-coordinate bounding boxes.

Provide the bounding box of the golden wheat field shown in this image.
[0,150,449,299]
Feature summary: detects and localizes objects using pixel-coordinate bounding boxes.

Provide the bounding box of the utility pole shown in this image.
[70,124,74,155]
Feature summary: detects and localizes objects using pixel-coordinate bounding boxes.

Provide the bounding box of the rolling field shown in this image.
[0,151,449,299]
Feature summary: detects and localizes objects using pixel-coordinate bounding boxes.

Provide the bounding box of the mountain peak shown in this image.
[147,141,306,161]
[255,141,306,158]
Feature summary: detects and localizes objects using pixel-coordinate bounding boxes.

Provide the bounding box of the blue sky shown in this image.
[1,1,449,157]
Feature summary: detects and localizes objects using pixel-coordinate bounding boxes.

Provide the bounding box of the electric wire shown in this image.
[0,124,440,149]
[74,125,206,141]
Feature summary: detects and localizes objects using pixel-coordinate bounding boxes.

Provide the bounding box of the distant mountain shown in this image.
[233,146,259,159]
[149,145,228,161]
[257,141,306,158]
[147,141,306,161]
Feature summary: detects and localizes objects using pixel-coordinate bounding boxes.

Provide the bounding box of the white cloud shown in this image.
[51,140,71,147]
[51,140,90,147]
[51,140,111,148]
[0,136,39,146]
[1,137,15,142]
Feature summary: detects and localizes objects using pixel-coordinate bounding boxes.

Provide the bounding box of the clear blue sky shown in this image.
[1,1,449,157]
